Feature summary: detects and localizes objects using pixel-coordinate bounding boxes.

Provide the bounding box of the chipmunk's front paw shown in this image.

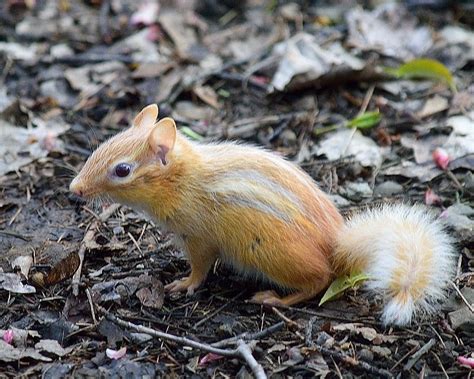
[165,277,200,296]
[249,290,284,306]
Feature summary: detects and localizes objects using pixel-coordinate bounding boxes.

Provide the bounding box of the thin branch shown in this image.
[212,321,285,348]
[450,281,474,313]
[237,340,266,379]
[98,307,267,378]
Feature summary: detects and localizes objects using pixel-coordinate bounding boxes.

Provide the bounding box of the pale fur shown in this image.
[332,204,456,325]
[71,106,457,326]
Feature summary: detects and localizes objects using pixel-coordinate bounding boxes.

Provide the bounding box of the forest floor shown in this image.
[0,0,473,377]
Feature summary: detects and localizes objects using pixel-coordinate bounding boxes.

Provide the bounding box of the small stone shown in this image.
[448,307,474,332]
[328,194,350,207]
[340,181,372,201]
[373,181,403,197]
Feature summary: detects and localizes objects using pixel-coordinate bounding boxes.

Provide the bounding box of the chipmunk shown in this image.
[70,104,456,325]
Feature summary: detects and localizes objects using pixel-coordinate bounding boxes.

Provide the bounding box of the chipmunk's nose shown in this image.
[69,177,83,197]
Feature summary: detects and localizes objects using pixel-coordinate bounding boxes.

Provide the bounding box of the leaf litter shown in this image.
[0,0,472,377]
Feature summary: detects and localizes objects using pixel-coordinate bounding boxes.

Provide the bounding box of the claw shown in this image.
[165,276,201,295]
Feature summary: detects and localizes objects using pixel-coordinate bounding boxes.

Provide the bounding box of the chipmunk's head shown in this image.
[70,104,178,207]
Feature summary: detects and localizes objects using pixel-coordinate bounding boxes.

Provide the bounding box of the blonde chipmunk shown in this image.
[70,104,456,326]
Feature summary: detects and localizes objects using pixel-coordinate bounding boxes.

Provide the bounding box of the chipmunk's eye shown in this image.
[114,163,131,178]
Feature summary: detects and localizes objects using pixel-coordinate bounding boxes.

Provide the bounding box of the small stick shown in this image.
[212,321,285,348]
[192,290,244,330]
[85,288,97,325]
[236,340,266,379]
[450,281,474,313]
[272,307,300,328]
[71,204,120,295]
[431,352,449,379]
[391,344,419,370]
[305,316,318,347]
[314,343,392,378]
[403,338,436,371]
[99,307,267,378]
[305,317,391,377]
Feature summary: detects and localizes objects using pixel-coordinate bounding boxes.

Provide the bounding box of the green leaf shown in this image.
[386,58,456,91]
[319,271,370,306]
[180,126,204,141]
[346,111,382,129]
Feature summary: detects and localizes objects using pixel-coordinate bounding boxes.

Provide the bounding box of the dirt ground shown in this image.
[0,0,473,377]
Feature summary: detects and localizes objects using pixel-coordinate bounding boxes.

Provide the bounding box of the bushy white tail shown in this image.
[333,204,456,326]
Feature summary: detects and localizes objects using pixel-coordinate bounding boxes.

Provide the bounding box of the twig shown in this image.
[304,315,391,377]
[236,340,266,379]
[41,54,135,66]
[98,307,267,379]
[272,307,300,328]
[314,343,392,378]
[85,288,97,325]
[450,281,474,313]
[403,338,436,371]
[192,290,244,330]
[391,344,419,370]
[0,230,32,241]
[445,169,463,191]
[305,316,319,347]
[431,352,449,379]
[71,204,120,296]
[212,321,285,348]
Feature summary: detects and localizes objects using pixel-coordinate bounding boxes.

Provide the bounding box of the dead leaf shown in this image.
[35,339,73,357]
[0,273,36,294]
[135,277,164,309]
[0,118,69,176]
[159,11,198,59]
[91,274,161,304]
[11,255,33,279]
[0,340,51,362]
[314,129,383,168]
[346,4,432,59]
[332,323,378,342]
[383,161,442,182]
[42,252,80,286]
[416,96,449,118]
[444,112,474,161]
[130,0,160,26]
[193,86,220,109]
[270,33,365,92]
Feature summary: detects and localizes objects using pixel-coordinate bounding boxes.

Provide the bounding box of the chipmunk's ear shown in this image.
[148,117,177,165]
[133,104,159,129]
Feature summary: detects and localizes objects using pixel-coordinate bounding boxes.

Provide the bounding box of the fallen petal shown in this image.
[425,188,441,205]
[106,347,127,360]
[457,355,474,369]
[432,147,450,170]
[3,330,14,345]
[199,352,223,366]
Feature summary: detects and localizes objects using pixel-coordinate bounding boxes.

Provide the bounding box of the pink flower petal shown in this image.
[425,188,441,205]
[432,147,450,170]
[3,330,14,345]
[106,347,127,360]
[199,352,223,366]
[457,355,474,369]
